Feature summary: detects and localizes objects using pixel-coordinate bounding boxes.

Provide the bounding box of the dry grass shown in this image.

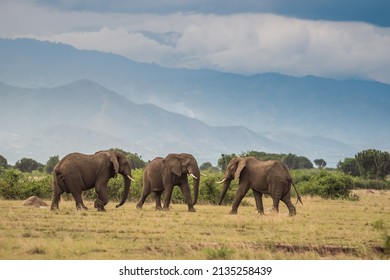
[0,190,389,260]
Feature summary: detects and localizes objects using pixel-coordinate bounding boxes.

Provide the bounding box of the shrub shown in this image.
[297,171,355,199]
[204,246,235,260]
[0,169,22,199]
[0,169,52,199]
[352,177,390,190]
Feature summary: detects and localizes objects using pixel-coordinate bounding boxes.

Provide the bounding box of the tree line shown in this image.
[1,149,390,180]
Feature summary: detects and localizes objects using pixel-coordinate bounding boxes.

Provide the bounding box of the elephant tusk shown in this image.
[216,178,227,184]
[189,173,198,180]
[127,175,135,182]
[200,172,207,177]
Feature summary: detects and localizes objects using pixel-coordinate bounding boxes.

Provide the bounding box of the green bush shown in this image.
[352,177,390,190]
[297,171,354,199]
[0,169,52,199]
[198,173,236,205]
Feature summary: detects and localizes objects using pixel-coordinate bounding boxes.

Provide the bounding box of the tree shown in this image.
[14,158,44,173]
[314,159,327,169]
[217,153,237,171]
[337,158,360,177]
[0,155,8,169]
[282,153,313,169]
[355,149,390,180]
[240,150,283,161]
[45,155,60,173]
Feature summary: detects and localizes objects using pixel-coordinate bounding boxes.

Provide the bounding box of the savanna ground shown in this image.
[0,190,389,260]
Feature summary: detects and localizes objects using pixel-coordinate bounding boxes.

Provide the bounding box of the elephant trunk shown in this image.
[191,168,200,206]
[218,179,231,205]
[116,174,131,208]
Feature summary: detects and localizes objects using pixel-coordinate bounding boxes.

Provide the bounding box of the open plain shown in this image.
[0,190,389,260]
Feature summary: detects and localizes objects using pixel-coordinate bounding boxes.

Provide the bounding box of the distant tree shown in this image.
[240,150,283,161]
[200,162,212,170]
[217,153,237,171]
[337,158,360,177]
[200,162,219,171]
[314,159,327,169]
[0,155,8,169]
[15,158,44,173]
[296,156,314,169]
[45,155,60,173]
[355,149,390,180]
[282,153,313,169]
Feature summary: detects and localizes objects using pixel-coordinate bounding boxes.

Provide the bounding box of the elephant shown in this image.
[50,150,134,211]
[136,153,200,212]
[218,157,302,215]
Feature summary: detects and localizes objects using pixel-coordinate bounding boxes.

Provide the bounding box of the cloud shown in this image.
[35,0,390,27]
[1,1,390,84]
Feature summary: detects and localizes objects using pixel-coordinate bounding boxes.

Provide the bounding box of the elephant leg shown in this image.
[282,194,297,216]
[137,188,152,209]
[50,187,64,210]
[253,189,264,215]
[179,184,196,212]
[271,196,281,212]
[72,191,88,210]
[94,185,109,212]
[163,187,173,211]
[230,183,250,214]
[154,191,163,210]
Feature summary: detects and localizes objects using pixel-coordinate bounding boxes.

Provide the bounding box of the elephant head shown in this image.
[96,150,134,208]
[218,157,243,205]
[163,153,200,205]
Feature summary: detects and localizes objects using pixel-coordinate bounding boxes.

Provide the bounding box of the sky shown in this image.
[1,0,390,84]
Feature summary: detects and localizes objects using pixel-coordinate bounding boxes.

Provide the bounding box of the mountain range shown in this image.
[0,38,389,166]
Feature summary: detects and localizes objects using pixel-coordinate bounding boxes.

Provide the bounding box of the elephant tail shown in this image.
[291,180,303,205]
[54,170,67,192]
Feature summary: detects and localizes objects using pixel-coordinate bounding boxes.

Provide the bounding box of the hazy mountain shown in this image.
[1,38,389,166]
[0,80,288,164]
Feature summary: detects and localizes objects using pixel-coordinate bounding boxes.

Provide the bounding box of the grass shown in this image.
[0,190,389,260]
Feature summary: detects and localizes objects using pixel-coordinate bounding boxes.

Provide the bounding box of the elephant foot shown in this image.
[155,206,162,211]
[162,207,170,211]
[288,210,297,216]
[229,209,238,215]
[77,205,88,211]
[97,207,106,212]
[136,203,143,209]
[258,211,265,215]
[50,205,59,211]
[188,207,196,212]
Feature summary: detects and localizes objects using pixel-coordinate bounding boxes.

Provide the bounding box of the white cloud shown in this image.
[1,1,390,83]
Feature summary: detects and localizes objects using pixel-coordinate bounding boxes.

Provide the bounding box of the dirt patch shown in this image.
[194,242,385,257]
[270,243,386,256]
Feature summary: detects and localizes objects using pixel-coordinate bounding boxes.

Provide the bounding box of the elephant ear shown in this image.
[110,154,120,175]
[164,154,182,177]
[234,158,246,179]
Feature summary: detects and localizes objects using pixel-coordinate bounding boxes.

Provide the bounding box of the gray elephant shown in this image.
[218,157,302,215]
[50,150,134,211]
[136,153,200,212]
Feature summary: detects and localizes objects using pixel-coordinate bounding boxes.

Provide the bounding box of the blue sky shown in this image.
[1,0,390,83]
